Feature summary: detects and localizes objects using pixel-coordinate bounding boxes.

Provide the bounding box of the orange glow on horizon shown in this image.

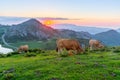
[43,20,54,26]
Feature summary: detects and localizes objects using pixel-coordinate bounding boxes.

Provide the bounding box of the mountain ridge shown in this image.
[4,19,91,43]
[93,30,120,46]
[52,24,111,34]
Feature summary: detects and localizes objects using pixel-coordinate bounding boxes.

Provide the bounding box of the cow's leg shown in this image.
[90,45,93,50]
[78,46,84,54]
[77,49,82,54]
[72,47,77,54]
[94,44,98,50]
[56,47,58,52]
[58,48,63,54]
[75,50,78,54]
[58,49,60,54]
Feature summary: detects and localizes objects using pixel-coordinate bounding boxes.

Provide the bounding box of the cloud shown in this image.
[37,17,81,20]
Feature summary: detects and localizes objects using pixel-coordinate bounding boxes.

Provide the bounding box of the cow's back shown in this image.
[89,39,104,50]
[57,39,77,49]
[89,39,100,45]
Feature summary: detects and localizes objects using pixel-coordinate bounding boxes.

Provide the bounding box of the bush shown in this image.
[28,49,45,54]
[5,53,12,57]
[112,47,120,53]
[11,51,19,55]
[84,48,89,52]
[3,73,14,80]
[41,50,57,56]
[82,51,89,54]
[24,52,36,57]
[0,54,5,58]
[59,49,68,57]
[98,47,111,52]
[88,47,111,53]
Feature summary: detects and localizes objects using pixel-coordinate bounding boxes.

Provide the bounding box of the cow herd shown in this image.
[56,38,104,54]
[17,38,104,54]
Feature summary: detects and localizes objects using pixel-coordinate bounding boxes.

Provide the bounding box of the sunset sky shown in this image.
[0,0,120,28]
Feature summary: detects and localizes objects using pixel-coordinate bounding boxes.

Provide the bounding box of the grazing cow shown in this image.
[18,45,29,53]
[56,39,83,54]
[89,39,104,50]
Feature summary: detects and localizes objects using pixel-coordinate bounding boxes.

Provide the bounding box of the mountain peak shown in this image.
[27,18,39,22]
[93,29,120,46]
[107,30,118,33]
[21,18,42,25]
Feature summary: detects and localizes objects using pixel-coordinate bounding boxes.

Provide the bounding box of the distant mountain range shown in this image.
[1,16,119,34]
[0,18,120,46]
[116,28,120,33]
[52,24,111,34]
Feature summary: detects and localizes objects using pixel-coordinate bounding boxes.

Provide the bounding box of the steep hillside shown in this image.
[4,19,59,42]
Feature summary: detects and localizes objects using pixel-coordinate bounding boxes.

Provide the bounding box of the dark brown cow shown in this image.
[89,39,104,50]
[18,45,29,53]
[56,39,83,54]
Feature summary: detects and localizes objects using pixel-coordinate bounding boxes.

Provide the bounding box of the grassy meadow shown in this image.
[0,47,120,80]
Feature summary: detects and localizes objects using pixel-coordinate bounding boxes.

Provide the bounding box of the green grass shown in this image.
[0,49,120,80]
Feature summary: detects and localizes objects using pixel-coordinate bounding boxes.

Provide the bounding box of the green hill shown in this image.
[0,49,120,80]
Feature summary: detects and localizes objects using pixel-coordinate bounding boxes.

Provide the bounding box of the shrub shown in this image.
[82,51,89,54]
[5,53,12,57]
[28,49,45,54]
[98,47,111,52]
[41,50,57,56]
[112,47,120,53]
[24,52,36,57]
[60,49,68,57]
[88,47,111,53]
[84,48,89,52]
[0,54,5,58]
[68,50,74,56]
[3,73,14,80]
[11,51,19,55]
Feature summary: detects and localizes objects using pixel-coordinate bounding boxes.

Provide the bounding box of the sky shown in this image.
[0,0,120,29]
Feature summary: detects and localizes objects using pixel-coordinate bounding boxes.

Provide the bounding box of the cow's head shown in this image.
[98,44,104,48]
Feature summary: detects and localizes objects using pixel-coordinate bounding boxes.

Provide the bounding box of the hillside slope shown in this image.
[4,19,60,42]
[93,30,120,46]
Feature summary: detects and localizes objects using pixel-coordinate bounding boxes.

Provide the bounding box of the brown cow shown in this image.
[56,39,83,54]
[89,39,104,50]
[18,45,29,53]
